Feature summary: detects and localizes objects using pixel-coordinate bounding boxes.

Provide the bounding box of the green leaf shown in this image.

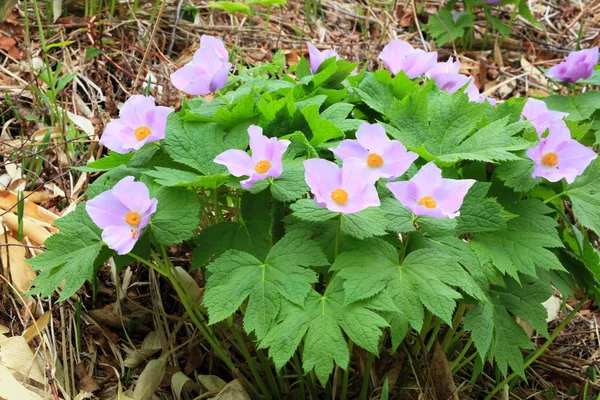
[470,200,564,279]
[269,160,309,202]
[425,8,475,46]
[543,92,600,121]
[455,182,513,235]
[144,167,227,188]
[208,1,253,15]
[86,166,145,199]
[151,187,200,246]
[302,104,345,146]
[340,207,388,239]
[259,278,388,385]
[164,116,247,175]
[28,204,109,301]
[76,152,133,172]
[290,199,339,222]
[355,71,395,115]
[204,230,326,338]
[566,161,600,235]
[417,215,457,237]
[495,158,541,192]
[380,197,415,233]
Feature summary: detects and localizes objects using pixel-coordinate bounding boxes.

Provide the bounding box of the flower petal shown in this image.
[330,140,367,161]
[410,162,442,197]
[434,178,476,218]
[341,157,371,197]
[86,191,129,229]
[112,176,154,213]
[355,123,390,155]
[171,64,212,95]
[209,63,232,92]
[99,120,134,154]
[304,158,341,205]
[102,225,138,255]
[214,149,253,177]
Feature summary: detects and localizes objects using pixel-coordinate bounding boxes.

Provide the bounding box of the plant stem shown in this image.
[441,303,467,352]
[257,348,280,398]
[484,295,588,399]
[340,340,353,400]
[449,337,473,372]
[543,191,567,204]
[292,353,309,400]
[229,323,273,399]
[334,213,342,258]
[358,352,375,400]
[399,232,410,264]
[213,188,222,223]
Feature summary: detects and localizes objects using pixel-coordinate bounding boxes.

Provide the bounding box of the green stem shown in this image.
[484,295,588,399]
[213,188,222,223]
[426,318,443,352]
[441,303,467,352]
[292,353,309,400]
[334,213,342,258]
[340,340,354,400]
[451,349,477,375]
[358,352,375,400]
[543,191,567,204]
[229,323,273,399]
[399,232,410,264]
[215,89,230,105]
[257,349,280,398]
[128,253,238,372]
[449,337,473,372]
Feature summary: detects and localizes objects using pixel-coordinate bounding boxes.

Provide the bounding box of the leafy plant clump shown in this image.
[28,37,600,397]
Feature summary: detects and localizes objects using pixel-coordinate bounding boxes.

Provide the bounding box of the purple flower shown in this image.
[330,122,418,183]
[100,95,172,154]
[546,47,599,83]
[379,40,438,78]
[387,162,475,219]
[521,98,568,138]
[526,124,597,184]
[171,35,232,95]
[86,176,157,255]
[307,42,339,74]
[214,125,291,189]
[425,58,483,102]
[304,158,380,214]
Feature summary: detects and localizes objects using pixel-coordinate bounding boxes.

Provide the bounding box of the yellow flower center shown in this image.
[134,126,152,141]
[254,160,271,174]
[125,211,141,226]
[541,152,558,167]
[367,153,384,168]
[418,196,437,209]
[331,188,349,205]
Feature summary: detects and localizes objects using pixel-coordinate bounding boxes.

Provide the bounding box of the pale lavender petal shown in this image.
[521,98,548,121]
[387,181,418,213]
[555,140,598,183]
[340,157,371,197]
[410,162,442,197]
[546,47,599,82]
[112,176,153,213]
[304,159,341,205]
[248,125,272,162]
[266,139,291,179]
[102,225,137,255]
[425,58,461,79]
[330,140,368,161]
[379,143,419,180]
[434,179,476,218]
[139,198,158,229]
[200,35,229,61]
[171,64,212,95]
[147,106,173,141]
[355,123,390,155]
[86,191,129,229]
[214,149,254,177]
[402,50,438,79]
[208,63,232,92]
[379,40,415,76]
[100,120,132,154]
[306,42,337,74]
[337,183,380,214]
[119,95,156,127]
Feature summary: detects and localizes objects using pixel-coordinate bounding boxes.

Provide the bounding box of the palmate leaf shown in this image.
[151,187,200,246]
[470,199,564,279]
[331,239,484,348]
[203,230,327,339]
[28,204,111,301]
[455,182,514,235]
[464,277,551,378]
[259,278,393,385]
[566,161,600,235]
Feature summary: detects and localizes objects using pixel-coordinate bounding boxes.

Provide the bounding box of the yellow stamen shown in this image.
[331,188,349,205]
[134,126,152,141]
[418,196,437,209]
[367,153,384,168]
[125,211,141,226]
[254,160,271,174]
[541,152,558,167]
[131,229,139,239]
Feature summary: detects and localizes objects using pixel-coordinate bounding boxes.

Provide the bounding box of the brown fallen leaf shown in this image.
[0,232,36,293]
[22,310,52,342]
[212,379,251,400]
[0,190,59,226]
[2,211,52,245]
[75,362,101,393]
[0,336,46,384]
[0,364,43,400]
[132,357,167,400]
[430,340,459,400]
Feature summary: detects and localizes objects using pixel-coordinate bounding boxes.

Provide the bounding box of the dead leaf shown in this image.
[123,331,163,368]
[430,340,459,400]
[0,190,59,225]
[0,35,15,50]
[0,336,46,384]
[198,375,227,392]
[132,357,166,400]
[0,232,36,293]
[212,380,251,400]
[174,267,202,302]
[0,364,44,400]
[118,380,136,400]
[75,362,100,393]
[22,310,51,342]
[1,211,51,245]
[543,295,562,323]
[171,372,203,400]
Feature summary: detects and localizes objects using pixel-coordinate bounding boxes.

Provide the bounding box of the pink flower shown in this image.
[86,176,157,255]
[304,158,380,214]
[387,162,475,219]
[307,42,339,74]
[214,125,291,189]
[329,122,418,183]
[521,98,568,138]
[171,35,232,95]
[425,58,483,102]
[526,124,597,184]
[379,40,438,78]
[100,95,172,154]
[546,47,599,83]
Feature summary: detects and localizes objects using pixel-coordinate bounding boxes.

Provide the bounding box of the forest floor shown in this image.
[1,0,600,398]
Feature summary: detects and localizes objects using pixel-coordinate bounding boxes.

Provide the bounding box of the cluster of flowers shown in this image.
[90,35,598,254]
